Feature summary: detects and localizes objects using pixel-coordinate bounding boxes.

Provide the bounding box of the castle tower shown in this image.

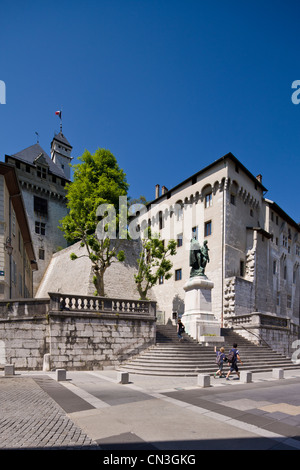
[5,135,71,295]
[50,132,73,180]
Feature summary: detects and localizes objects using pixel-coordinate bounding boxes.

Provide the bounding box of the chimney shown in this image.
[256,174,262,183]
[162,186,168,195]
[155,184,160,199]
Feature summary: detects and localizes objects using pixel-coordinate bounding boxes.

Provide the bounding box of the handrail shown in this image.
[238,324,273,350]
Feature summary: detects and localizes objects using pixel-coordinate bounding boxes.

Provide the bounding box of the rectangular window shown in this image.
[35,221,46,235]
[159,211,163,230]
[204,221,212,237]
[34,196,48,217]
[230,194,236,205]
[192,226,198,240]
[177,234,183,247]
[159,276,164,285]
[39,249,45,260]
[287,295,292,309]
[240,260,245,277]
[276,292,280,306]
[205,193,212,208]
[37,166,47,179]
[273,260,277,275]
[175,269,182,281]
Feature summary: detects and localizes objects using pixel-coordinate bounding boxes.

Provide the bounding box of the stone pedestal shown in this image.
[182,276,224,345]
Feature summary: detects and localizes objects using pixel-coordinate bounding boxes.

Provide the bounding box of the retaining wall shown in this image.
[0,295,156,370]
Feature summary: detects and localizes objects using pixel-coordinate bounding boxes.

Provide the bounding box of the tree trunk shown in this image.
[93,269,105,296]
[137,283,148,300]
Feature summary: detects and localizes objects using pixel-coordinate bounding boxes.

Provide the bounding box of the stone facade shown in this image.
[0,164,37,299]
[5,135,71,294]
[134,152,300,333]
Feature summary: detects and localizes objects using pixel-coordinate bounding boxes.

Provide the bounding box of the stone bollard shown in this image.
[240,371,252,383]
[118,371,129,384]
[56,369,67,382]
[43,353,51,372]
[4,364,14,376]
[197,373,210,388]
[272,368,284,379]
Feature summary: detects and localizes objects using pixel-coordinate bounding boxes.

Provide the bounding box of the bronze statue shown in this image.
[189,238,210,277]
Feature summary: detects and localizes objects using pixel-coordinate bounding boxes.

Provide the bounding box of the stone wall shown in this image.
[0,298,50,369]
[36,239,142,300]
[228,312,300,357]
[49,311,155,370]
[0,295,156,370]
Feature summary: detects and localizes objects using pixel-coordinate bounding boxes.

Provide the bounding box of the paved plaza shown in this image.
[1,366,300,460]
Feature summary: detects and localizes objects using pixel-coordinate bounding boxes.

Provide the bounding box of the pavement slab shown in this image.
[1,368,300,456]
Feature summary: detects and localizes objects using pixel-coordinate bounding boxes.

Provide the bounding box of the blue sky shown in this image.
[0,0,299,222]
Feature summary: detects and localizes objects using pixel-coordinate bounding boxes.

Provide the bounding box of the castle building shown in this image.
[134,152,300,332]
[5,131,72,294]
[0,162,37,299]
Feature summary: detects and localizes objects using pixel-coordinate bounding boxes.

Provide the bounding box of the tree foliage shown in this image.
[134,229,177,300]
[59,148,129,296]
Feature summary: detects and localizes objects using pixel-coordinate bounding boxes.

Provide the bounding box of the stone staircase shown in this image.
[117,323,300,376]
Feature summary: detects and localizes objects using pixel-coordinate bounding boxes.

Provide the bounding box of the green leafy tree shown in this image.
[134,229,177,300]
[60,148,129,296]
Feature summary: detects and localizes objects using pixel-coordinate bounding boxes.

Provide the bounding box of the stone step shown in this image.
[117,324,300,376]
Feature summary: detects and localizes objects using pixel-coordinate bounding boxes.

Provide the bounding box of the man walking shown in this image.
[226,343,243,380]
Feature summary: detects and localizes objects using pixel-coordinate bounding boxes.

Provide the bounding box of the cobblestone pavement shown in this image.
[0,377,97,449]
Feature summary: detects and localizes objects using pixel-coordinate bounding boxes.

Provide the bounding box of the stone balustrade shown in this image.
[48,292,156,317]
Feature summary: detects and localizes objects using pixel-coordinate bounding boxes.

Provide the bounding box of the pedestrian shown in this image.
[177,318,185,342]
[226,343,243,380]
[214,345,226,378]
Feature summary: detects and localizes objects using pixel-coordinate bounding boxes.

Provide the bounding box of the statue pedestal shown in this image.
[182,276,224,346]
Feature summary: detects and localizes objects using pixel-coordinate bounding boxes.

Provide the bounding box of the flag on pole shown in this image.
[55,110,62,118]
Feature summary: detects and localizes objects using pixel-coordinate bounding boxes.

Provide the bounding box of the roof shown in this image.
[7,143,67,180]
[265,198,300,232]
[0,162,37,268]
[51,132,72,149]
[147,152,268,207]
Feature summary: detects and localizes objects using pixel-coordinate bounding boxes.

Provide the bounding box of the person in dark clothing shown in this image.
[177,318,185,342]
[226,343,243,380]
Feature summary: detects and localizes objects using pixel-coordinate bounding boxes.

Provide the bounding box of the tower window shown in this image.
[35,221,46,235]
[34,196,48,217]
[37,166,47,179]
